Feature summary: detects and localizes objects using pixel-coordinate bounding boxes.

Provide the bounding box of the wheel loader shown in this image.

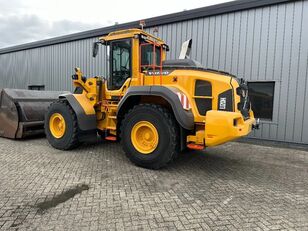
[44,28,259,169]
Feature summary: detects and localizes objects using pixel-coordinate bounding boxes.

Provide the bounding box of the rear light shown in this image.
[177,92,191,110]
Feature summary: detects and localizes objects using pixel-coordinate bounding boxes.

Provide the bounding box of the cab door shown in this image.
[108,39,132,90]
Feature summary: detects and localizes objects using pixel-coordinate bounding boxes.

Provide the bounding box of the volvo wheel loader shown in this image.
[45,29,259,169]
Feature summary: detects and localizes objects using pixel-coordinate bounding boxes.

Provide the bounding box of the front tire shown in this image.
[45,100,80,150]
[120,104,179,169]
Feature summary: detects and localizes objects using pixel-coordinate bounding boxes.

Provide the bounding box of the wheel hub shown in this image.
[49,113,66,138]
[131,121,159,154]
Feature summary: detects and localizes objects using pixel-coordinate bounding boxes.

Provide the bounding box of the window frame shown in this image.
[247,81,276,121]
[108,38,132,90]
[140,42,162,71]
[28,85,45,91]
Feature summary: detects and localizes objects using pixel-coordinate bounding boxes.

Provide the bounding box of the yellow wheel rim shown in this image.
[49,113,66,139]
[131,121,159,154]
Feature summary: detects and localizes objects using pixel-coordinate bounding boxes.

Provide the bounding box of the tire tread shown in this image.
[120,103,179,169]
[45,100,80,150]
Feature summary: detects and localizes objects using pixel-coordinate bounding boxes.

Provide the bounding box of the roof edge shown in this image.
[0,0,296,55]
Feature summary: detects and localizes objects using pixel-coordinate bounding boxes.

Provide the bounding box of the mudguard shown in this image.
[59,94,97,132]
[117,86,194,130]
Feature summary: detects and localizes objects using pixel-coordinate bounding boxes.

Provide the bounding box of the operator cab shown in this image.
[92,29,168,90]
[92,38,132,90]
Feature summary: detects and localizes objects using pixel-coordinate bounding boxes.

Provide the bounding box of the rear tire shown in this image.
[120,104,179,169]
[45,100,80,150]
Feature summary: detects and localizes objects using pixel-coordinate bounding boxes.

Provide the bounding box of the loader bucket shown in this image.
[0,88,66,139]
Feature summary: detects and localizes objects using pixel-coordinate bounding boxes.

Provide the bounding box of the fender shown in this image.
[117,86,194,130]
[59,94,97,132]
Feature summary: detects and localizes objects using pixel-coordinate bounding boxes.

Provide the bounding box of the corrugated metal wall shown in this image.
[0,0,307,144]
[0,38,108,92]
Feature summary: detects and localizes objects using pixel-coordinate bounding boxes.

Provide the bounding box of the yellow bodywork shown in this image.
[205,110,254,146]
[71,28,256,149]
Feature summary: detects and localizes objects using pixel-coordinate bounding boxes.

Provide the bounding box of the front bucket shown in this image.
[0,88,66,139]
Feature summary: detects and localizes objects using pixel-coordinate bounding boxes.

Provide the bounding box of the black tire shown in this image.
[45,100,80,150]
[120,104,179,169]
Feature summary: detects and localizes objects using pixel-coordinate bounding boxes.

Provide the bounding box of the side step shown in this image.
[187,143,205,150]
[105,136,117,141]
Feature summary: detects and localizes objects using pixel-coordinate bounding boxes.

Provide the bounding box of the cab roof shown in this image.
[99,28,166,45]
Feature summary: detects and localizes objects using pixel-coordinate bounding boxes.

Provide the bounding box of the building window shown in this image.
[248,82,275,120]
[28,85,45,91]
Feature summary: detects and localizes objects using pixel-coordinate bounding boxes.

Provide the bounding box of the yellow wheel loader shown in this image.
[45,29,259,169]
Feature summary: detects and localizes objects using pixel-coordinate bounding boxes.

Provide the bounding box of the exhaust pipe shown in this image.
[178,39,192,59]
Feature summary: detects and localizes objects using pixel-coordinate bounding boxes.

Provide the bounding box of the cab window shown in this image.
[141,43,161,71]
[109,39,131,90]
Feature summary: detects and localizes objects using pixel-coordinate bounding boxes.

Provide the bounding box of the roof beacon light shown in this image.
[139,20,146,30]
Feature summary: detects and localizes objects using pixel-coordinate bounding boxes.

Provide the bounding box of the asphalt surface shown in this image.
[0,137,307,230]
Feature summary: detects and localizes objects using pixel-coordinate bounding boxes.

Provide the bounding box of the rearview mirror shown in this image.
[92,42,99,58]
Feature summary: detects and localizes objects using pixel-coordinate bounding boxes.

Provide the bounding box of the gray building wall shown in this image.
[0,0,307,144]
